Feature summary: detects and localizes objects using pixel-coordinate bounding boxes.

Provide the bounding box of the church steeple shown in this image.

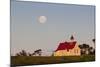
[70,35,74,40]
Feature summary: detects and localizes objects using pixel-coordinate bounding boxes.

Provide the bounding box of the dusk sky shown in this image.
[11,0,95,56]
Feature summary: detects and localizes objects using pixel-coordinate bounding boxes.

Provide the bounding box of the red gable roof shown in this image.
[55,41,76,51]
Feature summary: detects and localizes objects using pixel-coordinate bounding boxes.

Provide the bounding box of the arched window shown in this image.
[76,49,78,53]
[74,49,78,54]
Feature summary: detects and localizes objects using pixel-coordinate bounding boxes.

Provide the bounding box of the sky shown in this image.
[11,0,95,56]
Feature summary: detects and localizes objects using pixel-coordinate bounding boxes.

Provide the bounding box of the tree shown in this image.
[79,44,90,55]
[89,47,94,55]
[83,44,89,48]
[15,50,27,56]
[92,38,95,55]
[92,39,95,44]
[32,49,42,56]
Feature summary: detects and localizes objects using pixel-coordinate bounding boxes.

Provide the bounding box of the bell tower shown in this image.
[70,35,74,41]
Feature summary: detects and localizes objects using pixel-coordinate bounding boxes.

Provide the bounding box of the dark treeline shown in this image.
[15,49,42,56]
[78,38,95,55]
[78,44,95,55]
[15,39,95,56]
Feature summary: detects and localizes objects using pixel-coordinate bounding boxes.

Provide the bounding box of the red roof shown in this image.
[55,41,76,51]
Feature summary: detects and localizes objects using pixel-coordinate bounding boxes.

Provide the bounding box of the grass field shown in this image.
[11,55,95,66]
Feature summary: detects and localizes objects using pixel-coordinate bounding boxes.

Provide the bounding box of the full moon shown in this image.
[38,16,47,24]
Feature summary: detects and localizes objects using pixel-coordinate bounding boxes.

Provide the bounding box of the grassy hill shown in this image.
[11,55,95,66]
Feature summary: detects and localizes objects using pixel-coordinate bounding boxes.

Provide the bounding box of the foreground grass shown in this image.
[11,55,95,66]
